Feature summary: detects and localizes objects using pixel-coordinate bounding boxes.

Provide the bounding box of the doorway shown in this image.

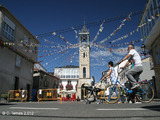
[14,77,19,90]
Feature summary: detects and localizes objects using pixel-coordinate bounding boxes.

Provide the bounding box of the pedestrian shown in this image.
[119,44,143,89]
[101,61,122,104]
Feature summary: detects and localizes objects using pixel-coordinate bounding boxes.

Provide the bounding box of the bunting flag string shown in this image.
[109,27,139,43]
[0,41,80,50]
[109,12,160,44]
[52,32,74,46]
[37,42,79,58]
[38,49,65,58]
[91,41,142,53]
[100,12,132,43]
[36,36,63,46]
[40,48,74,71]
[93,39,141,48]
[138,12,160,39]
[92,20,105,43]
[72,27,78,39]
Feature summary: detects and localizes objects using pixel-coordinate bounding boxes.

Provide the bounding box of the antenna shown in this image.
[84,17,85,25]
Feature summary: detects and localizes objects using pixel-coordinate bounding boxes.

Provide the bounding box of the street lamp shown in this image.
[141,44,152,56]
[141,44,146,55]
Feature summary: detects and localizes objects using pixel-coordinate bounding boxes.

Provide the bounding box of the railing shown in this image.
[97,90,105,99]
[37,88,62,104]
[7,90,28,103]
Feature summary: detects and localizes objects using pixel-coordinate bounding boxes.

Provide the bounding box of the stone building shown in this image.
[33,63,59,90]
[139,0,160,98]
[0,5,39,100]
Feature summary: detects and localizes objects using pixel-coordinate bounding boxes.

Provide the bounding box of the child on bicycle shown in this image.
[101,61,122,104]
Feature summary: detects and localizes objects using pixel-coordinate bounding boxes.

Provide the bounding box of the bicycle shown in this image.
[103,63,155,104]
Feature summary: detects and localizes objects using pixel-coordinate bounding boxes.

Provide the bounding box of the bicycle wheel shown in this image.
[136,83,154,103]
[103,84,120,104]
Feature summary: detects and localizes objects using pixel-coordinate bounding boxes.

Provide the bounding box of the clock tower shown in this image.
[77,25,91,99]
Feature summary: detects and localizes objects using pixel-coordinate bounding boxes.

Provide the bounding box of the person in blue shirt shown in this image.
[102,61,122,104]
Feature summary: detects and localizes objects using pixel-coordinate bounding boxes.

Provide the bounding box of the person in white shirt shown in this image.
[102,61,122,104]
[119,44,143,89]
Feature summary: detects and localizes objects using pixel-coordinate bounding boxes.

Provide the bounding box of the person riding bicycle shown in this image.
[101,61,122,104]
[119,44,143,90]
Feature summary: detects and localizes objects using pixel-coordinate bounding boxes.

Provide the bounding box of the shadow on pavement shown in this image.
[142,105,160,111]
[2,115,160,119]
[0,103,15,106]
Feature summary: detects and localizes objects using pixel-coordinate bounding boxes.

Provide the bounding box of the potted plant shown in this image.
[1,94,8,103]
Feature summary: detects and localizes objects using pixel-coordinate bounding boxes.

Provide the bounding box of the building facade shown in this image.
[0,5,39,100]
[54,65,79,97]
[139,0,160,98]
[33,63,59,90]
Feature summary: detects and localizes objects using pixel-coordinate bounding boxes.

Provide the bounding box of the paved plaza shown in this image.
[0,100,160,120]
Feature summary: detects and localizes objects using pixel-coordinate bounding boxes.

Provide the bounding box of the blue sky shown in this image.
[1,0,147,82]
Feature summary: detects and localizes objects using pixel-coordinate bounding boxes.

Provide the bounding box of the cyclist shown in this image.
[101,61,122,104]
[119,44,143,89]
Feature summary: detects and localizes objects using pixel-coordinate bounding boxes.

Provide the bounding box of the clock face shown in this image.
[82,45,87,51]
[81,34,87,41]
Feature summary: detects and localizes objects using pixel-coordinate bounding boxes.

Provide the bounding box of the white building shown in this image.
[54,65,79,97]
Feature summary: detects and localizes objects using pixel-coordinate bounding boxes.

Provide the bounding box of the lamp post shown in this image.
[141,44,146,55]
[141,44,152,56]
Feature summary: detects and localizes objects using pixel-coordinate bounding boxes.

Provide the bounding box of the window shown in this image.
[71,75,74,78]
[147,10,152,33]
[61,75,65,78]
[145,17,149,36]
[16,55,21,67]
[66,75,70,78]
[155,45,160,65]
[83,53,85,58]
[152,0,159,22]
[150,3,155,28]
[142,24,146,39]
[83,67,86,78]
[77,75,79,78]
[3,22,15,41]
[2,16,15,41]
[153,0,158,10]
[66,81,73,90]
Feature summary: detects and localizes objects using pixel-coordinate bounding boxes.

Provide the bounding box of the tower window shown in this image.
[83,53,85,58]
[83,67,86,78]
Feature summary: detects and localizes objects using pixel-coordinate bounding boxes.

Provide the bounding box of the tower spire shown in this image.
[84,17,85,25]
